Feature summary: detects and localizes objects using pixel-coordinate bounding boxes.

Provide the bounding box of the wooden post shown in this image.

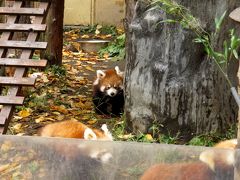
[45,0,64,65]
[0,0,5,23]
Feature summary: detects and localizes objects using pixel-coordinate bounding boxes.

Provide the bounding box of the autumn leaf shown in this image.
[145,134,153,141]
[80,57,89,61]
[81,34,90,39]
[0,141,12,152]
[0,164,11,172]
[118,134,134,139]
[35,116,45,123]
[50,105,68,114]
[103,53,109,59]
[95,29,100,35]
[85,65,95,72]
[87,120,97,124]
[18,109,31,118]
[12,123,23,133]
[42,74,49,83]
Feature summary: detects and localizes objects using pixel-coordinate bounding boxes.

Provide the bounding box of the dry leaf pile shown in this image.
[8,28,124,136]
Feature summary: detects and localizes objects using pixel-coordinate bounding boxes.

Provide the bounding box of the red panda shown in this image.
[213,139,237,149]
[141,162,214,180]
[92,66,124,116]
[38,120,113,141]
[141,147,235,180]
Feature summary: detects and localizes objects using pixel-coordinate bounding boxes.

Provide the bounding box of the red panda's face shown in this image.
[94,66,124,97]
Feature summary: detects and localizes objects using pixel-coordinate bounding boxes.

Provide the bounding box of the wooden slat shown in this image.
[0,2,23,134]
[0,2,50,134]
[0,2,22,58]
[0,24,46,32]
[0,58,47,67]
[0,126,3,134]
[0,7,45,16]
[0,96,24,105]
[14,0,51,1]
[0,40,47,49]
[0,117,6,125]
[0,77,35,86]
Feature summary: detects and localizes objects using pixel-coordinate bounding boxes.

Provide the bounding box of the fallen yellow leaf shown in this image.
[42,75,49,83]
[81,35,90,39]
[0,164,11,172]
[50,105,68,114]
[0,141,12,152]
[12,123,23,132]
[80,57,89,61]
[145,134,153,141]
[85,66,95,72]
[35,116,45,123]
[18,109,31,118]
[87,120,97,124]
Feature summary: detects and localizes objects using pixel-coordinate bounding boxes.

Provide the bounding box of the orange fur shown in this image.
[141,140,237,180]
[98,69,123,88]
[214,139,237,149]
[141,162,214,180]
[38,120,112,141]
[93,66,124,115]
[5,67,15,76]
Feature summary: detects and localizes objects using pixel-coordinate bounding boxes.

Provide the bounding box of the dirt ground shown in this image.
[7,33,125,138]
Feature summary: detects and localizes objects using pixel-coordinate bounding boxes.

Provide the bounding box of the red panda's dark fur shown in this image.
[92,66,124,116]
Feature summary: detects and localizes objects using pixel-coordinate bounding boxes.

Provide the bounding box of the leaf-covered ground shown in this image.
[7,28,128,141]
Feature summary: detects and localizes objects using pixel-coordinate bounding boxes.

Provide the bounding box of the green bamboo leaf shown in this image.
[219,60,226,64]
[215,11,226,33]
[224,40,228,60]
[233,49,239,60]
[159,19,177,24]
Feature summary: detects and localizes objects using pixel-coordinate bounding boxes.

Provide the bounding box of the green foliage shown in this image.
[127,133,154,143]
[32,54,40,60]
[45,65,67,77]
[112,120,125,139]
[100,25,118,36]
[152,0,240,87]
[158,132,179,144]
[188,135,216,147]
[79,25,98,34]
[28,161,39,173]
[152,0,205,35]
[79,25,118,36]
[188,125,237,146]
[98,33,125,61]
[25,93,50,112]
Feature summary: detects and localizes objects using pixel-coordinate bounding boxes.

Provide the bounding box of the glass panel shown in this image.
[0,135,237,180]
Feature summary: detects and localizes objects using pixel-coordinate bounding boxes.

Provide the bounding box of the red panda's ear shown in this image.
[199,148,235,171]
[84,128,97,140]
[115,66,124,77]
[96,70,106,79]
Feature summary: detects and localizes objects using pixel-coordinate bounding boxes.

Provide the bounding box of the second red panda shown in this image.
[92,66,124,116]
[38,120,113,141]
[141,139,236,180]
[38,120,113,166]
[213,139,237,149]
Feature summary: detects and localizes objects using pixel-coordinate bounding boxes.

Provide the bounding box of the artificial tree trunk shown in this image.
[124,0,240,138]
